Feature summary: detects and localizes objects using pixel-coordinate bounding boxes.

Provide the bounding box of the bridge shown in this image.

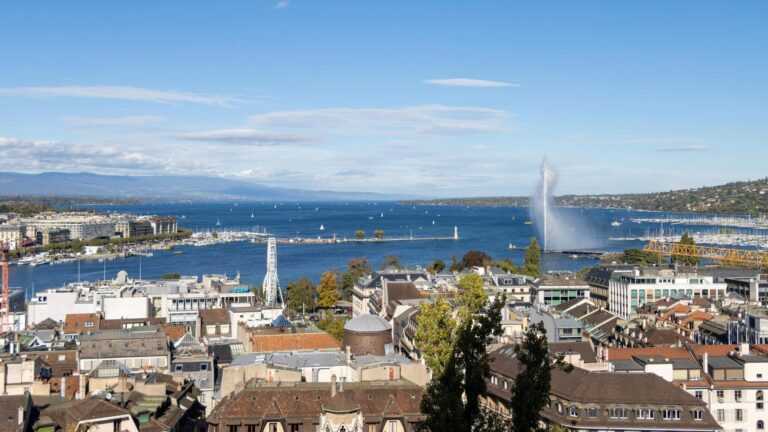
[643,239,768,267]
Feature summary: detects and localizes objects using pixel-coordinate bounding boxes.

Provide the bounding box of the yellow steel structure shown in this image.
[644,239,768,266]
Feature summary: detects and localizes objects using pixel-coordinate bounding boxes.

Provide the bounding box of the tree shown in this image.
[316,271,340,308]
[620,248,661,265]
[427,259,446,275]
[415,298,456,379]
[341,257,371,300]
[510,322,572,432]
[496,258,523,274]
[672,232,701,266]
[316,315,347,341]
[420,274,505,432]
[374,229,385,239]
[355,230,365,239]
[380,254,400,270]
[452,250,493,271]
[161,272,180,280]
[523,237,541,278]
[285,278,315,313]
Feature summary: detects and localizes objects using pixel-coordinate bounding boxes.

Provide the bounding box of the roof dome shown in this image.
[344,314,391,333]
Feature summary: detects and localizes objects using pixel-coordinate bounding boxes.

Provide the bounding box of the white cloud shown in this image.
[656,145,709,153]
[177,128,317,146]
[422,78,518,88]
[249,104,513,135]
[273,0,290,9]
[63,115,167,128]
[0,136,173,173]
[0,85,242,106]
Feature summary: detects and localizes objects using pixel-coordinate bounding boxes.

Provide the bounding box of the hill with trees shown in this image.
[403,178,768,215]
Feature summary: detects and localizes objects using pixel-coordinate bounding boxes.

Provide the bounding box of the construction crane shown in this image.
[1,243,9,332]
[644,239,768,267]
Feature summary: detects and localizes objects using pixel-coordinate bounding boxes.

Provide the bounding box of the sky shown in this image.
[0,1,766,197]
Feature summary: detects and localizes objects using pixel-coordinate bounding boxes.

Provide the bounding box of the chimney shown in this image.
[740,343,750,356]
[703,352,709,372]
[78,375,86,400]
[331,375,337,398]
[345,345,351,364]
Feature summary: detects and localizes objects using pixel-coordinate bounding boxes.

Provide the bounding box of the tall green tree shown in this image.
[420,273,505,432]
[355,230,365,239]
[316,314,347,341]
[415,298,456,379]
[374,229,385,239]
[285,278,316,313]
[523,237,541,277]
[510,322,572,432]
[672,232,701,266]
[340,257,371,300]
[452,250,493,271]
[316,271,340,308]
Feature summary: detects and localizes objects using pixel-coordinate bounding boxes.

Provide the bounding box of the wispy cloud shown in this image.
[0,136,173,173]
[62,115,167,128]
[272,0,290,9]
[249,105,513,136]
[0,85,242,106]
[656,145,709,153]
[177,128,317,146]
[624,136,700,145]
[423,78,518,88]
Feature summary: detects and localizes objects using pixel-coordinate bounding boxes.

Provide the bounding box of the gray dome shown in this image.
[344,314,391,332]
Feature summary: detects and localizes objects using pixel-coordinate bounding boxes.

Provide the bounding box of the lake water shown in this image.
[10,202,660,293]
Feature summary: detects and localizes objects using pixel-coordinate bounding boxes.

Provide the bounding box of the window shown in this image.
[717,409,725,422]
[568,406,579,417]
[229,426,238,432]
[268,423,278,432]
[221,324,230,334]
[759,390,765,401]
[736,409,743,422]
[247,426,256,432]
[758,420,765,430]
[736,390,743,402]
[693,410,703,421]
[694,390,703,399]
[557,402,563,414]
[503,380,508,390]
[289,426,300,432]
[491,376,498,385]
[200,363,208,371]
[587,407,598,418]
[609,408,628,419]
[175,364,183,372]
[662,409,681,421]
[717,390,725,401]
[388,421,398,432]
[636,408,655,420]
[113,420,121,432]
[206,325,217,334]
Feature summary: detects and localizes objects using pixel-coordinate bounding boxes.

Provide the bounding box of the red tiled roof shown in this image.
[251,332,340,353]
[63,313,101,334]
[162,324,187,341]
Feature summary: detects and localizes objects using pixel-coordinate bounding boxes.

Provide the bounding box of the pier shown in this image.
[250,235,458,245]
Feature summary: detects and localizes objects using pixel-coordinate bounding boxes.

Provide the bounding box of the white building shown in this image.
[0,224,24,249]
[609,268,727,319]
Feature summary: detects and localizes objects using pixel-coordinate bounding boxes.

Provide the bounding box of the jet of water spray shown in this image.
[531,158,558,251]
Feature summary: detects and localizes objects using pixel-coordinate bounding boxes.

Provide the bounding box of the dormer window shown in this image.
[609,408,628,419]
[568,406,579,417]
[636,408,655,420]
[693,410,703,421]
[662,409,681,421]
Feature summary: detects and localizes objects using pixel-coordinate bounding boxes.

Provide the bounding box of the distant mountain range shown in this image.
[0,172,404,202]
[403,178,768,215]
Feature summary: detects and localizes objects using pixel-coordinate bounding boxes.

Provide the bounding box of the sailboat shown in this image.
[216,219,221,227]
[432,220,435,225]
[250,212,255,218]
[320,224,325,231]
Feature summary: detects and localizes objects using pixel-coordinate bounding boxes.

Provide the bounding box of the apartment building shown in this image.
[609,268,727,319]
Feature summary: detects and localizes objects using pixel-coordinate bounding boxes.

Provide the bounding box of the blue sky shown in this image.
[0,1,765,197]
